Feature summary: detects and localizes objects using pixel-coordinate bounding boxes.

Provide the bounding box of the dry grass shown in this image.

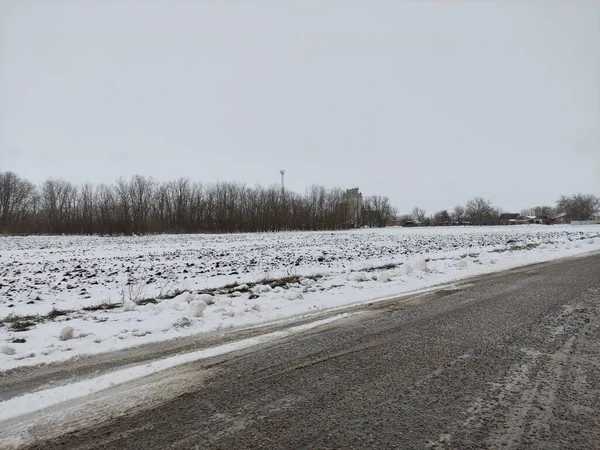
[3,314,40,332]
[82,301,122,311]
[135,297,159,306]
[198,274,323,296]
[45,308,73,319]
[359,263,400,273]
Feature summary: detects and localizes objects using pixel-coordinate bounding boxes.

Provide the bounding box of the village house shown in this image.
[499,213,519,225]
[515,215,536,225]
[499,213,551,225]
[552,213,571,224]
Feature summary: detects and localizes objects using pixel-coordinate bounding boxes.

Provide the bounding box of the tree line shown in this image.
[1,170,598,235]
[402,194,600,226]
[0,171,395,235]
[400,198,503,226]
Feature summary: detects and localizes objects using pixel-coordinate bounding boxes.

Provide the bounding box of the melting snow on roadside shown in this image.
[0,314,349,423]
[1,225,599,371]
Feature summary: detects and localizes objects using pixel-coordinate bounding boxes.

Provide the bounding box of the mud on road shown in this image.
[5,253,600,449]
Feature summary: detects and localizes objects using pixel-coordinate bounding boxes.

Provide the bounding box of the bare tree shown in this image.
[465,197,497,225]
[452,205,466,223]
[114,178,132,234]
[521,205,555,219]
[129,175,155,234]
[39,179,78,234]
[0,171,35,232]
[361,196,395,227]
[433,210,451,226]
[411,206,427,223]
[96,184,116,235]
[556,194,600,221]
[78,182,95,234]
[152,181,171,232]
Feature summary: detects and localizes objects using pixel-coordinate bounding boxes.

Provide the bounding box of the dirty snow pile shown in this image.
[1,225,599,371]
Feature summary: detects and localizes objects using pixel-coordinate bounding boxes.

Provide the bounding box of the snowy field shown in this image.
[1,225,600,372]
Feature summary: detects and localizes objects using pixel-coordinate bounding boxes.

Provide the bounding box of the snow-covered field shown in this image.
[1,225,599,372]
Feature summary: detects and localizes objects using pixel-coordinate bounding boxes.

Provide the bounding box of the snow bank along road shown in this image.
[1,225,600,372]
[2,253,600,449]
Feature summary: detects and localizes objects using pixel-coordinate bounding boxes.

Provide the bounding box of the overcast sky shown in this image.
[0,1,598,213]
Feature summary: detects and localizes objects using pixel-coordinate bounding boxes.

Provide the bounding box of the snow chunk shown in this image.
[478,252,496,266]
[172,292,192,304]
[299,277,315,286]
[195,294,215,305]
[413,259,428,272]
[173,317,192,328]
[132,330,150,337]
[156,296,188,312]
[256,285,272,293]
[59,326,75,341]
[189,300,208,317]
[284,292,304,301]
[1,346,15,356]
[135,304,156,313]
[398,264,413,276]
[216,297,233,307]
[378,272,391,283]
[123,300,136,312]
[353,272,369,282]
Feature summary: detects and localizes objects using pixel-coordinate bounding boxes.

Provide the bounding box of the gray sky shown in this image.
[1,1,598,214]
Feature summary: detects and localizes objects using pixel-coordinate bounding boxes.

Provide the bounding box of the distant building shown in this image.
[499,213,519,225]
[386,219,403,227]
[402,220,419,227]
[515,215,536,225]
[533,216,551,225]
[343,188,363,228]
[570,217,600,225]
[499,213,542,225]
[552,213,571,224]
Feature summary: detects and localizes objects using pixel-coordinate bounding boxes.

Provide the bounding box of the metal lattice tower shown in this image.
[280,169,286,194]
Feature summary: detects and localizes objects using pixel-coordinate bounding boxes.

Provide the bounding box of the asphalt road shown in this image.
[13,254,600,449]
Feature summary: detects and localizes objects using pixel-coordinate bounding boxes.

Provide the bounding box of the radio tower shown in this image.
[280,169,286,195]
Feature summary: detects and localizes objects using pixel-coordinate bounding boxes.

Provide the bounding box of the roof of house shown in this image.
[499,213,520,220]
[515,215,536,220]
